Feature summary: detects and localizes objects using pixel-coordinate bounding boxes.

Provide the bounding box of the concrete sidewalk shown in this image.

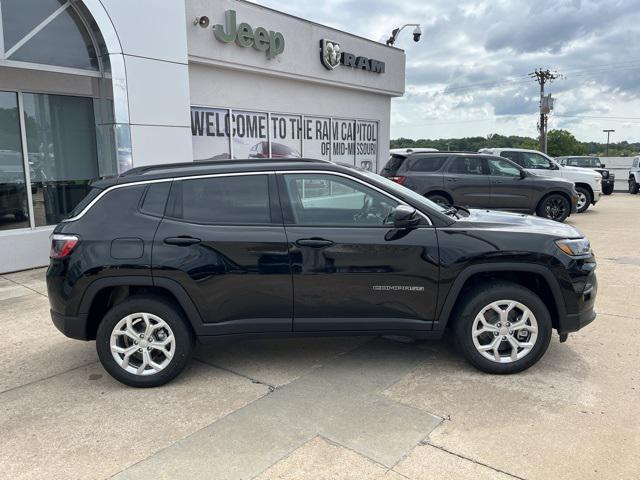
[2,194,639,479]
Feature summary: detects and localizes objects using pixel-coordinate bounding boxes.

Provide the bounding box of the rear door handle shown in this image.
[164,236,201,246]
[295,238,334,248]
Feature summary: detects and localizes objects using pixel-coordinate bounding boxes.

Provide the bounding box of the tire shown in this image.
[453,282,552,374]
[536,193,570,222]
[630,178,639,195]
[602,185,613,196]
[574,186,592,213]
[96,295,194,388]
[426,194,452,207]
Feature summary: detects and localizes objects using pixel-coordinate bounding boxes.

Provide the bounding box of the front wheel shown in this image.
[575,186,592,213]
[602,185,614,195]
[536,194,570,222]
[630,178,639,194]
[96,295,194,387]
[453,282,552,374]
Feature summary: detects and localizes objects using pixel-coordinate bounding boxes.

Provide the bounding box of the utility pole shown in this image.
[529,69,560,153]
[603,129,615,156]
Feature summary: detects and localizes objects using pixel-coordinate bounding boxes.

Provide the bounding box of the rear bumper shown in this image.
[50,310,91,341]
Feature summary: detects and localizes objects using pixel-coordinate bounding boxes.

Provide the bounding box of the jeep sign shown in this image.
[214,10,285,59]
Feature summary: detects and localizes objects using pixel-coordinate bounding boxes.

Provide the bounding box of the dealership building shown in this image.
[0,0,405,272]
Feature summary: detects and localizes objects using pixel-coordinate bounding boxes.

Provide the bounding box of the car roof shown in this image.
[114,158,337,184]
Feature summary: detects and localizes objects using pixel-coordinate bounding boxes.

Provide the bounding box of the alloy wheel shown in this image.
[471,300,538,363]
[110,312,176,376]
[544,197,567,220]
[576,192,587,211]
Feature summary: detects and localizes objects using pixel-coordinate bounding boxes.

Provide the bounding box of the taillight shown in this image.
[50,234,79,259]
[389,176,407,185]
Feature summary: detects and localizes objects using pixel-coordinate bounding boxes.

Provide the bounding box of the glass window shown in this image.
[1,0,65,51]
[191,107,231,162]
[381,154,406,175]
[23,93,99,226]
[0,91,29,230]
[406,156,448,172]
[447,156,486,175]
[500,151,522,164]
[566,157,600,168]
[282,173,398,226]
[167,175,270,225]
[270,114,302,158]
[521,152,552,169]
[7,4,99,71]
[487,158,521,177]
[140,182,171,217]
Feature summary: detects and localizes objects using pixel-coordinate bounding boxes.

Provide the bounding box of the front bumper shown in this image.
[557,263,598,335]
[592,190,601,204]
[50,310,91,341]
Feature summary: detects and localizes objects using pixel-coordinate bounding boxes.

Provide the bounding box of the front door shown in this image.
[443,156,492,207]
[277,171,439,333]
[486,157,531,211]
[152,173,293,334]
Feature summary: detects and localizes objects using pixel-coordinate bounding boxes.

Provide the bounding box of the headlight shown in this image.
[555,238,591,257]
[601,171,609,179]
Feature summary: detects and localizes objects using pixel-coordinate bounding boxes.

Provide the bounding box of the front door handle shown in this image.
[164,236,201,246]
[295,238,334,248]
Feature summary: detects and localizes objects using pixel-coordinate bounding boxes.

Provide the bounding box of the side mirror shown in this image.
[520,170,527,179]
[600,163,606,168]
[392,205,420,228]
[550,162,559,170]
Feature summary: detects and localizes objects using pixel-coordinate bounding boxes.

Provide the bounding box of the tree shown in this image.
[546,129,585,156]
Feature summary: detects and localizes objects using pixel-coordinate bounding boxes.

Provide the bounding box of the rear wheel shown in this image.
[96,295,194,387]
[575,186,592,213]
[630,178,639,194]
[536,194,570,222]
[453,282,552,374]
[426,193,452,207]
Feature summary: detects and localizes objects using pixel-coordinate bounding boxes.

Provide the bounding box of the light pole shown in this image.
[603,129,615,156]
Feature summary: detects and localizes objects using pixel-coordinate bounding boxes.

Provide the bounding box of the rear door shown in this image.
[400,155,448,194]
[277,171,439,333]
[152,173,293,334]
[443,156,492,207]
[486,157,531,211]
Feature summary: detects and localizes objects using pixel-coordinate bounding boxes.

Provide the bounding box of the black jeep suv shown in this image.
[556,156,615,195]
[47,159,597,387]
[381,152,578,222]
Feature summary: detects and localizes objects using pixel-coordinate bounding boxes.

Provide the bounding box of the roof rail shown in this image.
[120,157,333,176]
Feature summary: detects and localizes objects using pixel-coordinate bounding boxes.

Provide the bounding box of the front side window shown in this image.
[446,157,486,175]
[167,175,270,224]
[521,152,552,169]
[282,173,398,226]
[487,158,521,177]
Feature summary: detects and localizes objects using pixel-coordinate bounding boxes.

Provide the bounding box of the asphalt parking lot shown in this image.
[1,194,639,480]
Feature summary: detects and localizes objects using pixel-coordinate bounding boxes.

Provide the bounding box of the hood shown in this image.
[453,209,583,238]
[561,165,602,180]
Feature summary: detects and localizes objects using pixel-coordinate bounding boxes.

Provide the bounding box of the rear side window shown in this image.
[381,154,406,174]
[166,175,271,224]
[447,157,486,175]
[405,155,448,172]
[140,182,171,217]
[500,151,522,165]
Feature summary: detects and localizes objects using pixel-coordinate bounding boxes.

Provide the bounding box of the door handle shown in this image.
[447,178,457,182]
[295,238,334,248]
[164,236,201,246]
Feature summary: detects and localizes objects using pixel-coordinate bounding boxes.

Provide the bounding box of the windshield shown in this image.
[566,157,600,168]
[358,169,448,214]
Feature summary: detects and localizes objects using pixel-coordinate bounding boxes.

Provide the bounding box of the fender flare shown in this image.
[78,276,204,332]
[435,263,567,331]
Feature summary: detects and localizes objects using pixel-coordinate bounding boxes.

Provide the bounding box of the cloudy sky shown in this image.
[253,0,640,142]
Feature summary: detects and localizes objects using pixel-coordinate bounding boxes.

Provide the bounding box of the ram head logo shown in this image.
[320,39,341,70]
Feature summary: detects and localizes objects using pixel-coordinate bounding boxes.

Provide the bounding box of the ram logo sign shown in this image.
[319,39,385,74]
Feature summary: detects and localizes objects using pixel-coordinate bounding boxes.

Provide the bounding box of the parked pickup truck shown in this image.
[555,156,615,195]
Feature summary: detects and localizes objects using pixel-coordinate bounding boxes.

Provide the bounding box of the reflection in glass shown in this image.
[1,0,65,51]
[0,91,29,231]
[23,93,99,226]
[8,3,99,71]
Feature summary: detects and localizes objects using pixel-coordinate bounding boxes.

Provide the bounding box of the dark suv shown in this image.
[381,152,578,222]
[47,159,597,387]
[556,156,615,195]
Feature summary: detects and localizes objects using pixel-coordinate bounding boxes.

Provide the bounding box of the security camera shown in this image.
[194,16,210,28]
[413,25,422,42]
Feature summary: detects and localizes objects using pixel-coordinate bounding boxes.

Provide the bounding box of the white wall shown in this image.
[99,0,193,167]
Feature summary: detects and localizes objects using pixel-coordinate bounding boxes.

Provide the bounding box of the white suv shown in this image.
[479,148,602,213]
[630,156,640,194]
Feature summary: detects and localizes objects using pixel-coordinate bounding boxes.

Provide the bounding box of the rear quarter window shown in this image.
[381,154,406,174]
[405,156,448,172]
[140,182,171,217]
